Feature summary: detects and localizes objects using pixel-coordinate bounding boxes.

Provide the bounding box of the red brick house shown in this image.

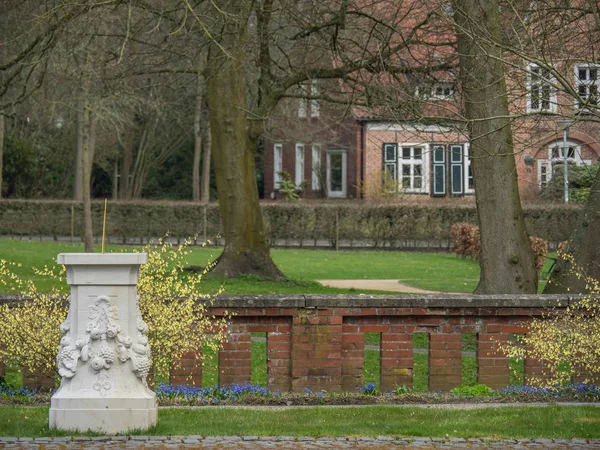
[263,3,600,201]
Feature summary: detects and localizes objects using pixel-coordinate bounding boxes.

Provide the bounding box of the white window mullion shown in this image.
[295,143,305,187]
[464,143,474,194]
[312,144,321,190]
[273,143,283,189]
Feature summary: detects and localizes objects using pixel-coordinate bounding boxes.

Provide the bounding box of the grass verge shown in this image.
[0,240,554,294]
[1,405,599,438]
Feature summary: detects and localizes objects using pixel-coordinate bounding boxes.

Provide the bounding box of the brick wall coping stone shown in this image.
[0,293,578,309]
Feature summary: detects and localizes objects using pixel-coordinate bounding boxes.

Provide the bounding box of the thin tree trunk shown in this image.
[81,104,95,252]
[206,2,283,279]
[112,159,118,200]
[454,0,537,294]
[119,122,134,200]
[0,114,4,199]
[544,169,600,293]
[74,104,84,201]
[200,123,211,205]
[193,71,203,202]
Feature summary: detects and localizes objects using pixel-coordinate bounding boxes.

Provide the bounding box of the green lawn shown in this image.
[1,405,600,438]
[0,240,554,294]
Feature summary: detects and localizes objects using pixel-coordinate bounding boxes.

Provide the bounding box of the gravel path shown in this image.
[2,436,600,449]
[316,280,455,294]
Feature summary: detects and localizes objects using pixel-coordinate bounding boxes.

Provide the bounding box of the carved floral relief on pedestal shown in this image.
[57,295,152,395]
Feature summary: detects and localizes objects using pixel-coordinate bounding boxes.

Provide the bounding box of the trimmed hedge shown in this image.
[0,199,580,247]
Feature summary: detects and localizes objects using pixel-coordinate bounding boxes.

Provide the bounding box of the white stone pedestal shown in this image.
[49,253,157,434]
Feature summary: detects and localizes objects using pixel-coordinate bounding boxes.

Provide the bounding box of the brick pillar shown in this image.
[291,308,343,393]
[267,322,292,392]
[341,321,364,391]
[170,351,202,386]
[477,333,510,389]
[429,332,462,391]
[524,357,552,386]
[219,325,251,386]
[380,329,413,392]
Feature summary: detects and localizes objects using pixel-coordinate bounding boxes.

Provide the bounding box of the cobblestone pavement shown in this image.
[1,436,600,449]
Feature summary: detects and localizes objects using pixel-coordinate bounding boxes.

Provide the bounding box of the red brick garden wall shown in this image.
[1,294,571,392]
[173,294,567,392]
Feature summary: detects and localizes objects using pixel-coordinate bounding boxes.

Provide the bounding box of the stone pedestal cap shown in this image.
[57,253,148,265]
[57,253,148,285]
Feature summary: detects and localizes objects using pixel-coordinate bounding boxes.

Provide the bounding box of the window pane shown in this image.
[414,177,422,189]
[468,166,474,190]
[452,165,463,194]
[579,68,587,80]
[414,147,423,159]
[451,146,462,163]
[434,165,445,194]
[433,146,445,163]
[385,163,396,181]
[402,148,411,159]
[385,145,396,162]
[414,165,423,176]
[402,165,410,176]
[329,153,343,191]
[591,69,597,80]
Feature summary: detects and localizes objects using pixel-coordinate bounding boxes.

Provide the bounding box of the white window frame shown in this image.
[326,150,347,198]
[547,140,582,165]
[298,85,307,118]
[539,141,591,187]
[273,143,283,189]
[431,144,446,196]
[464,143,474,194]
[310,80,320,118]
[417,82,455,100]
[527,63,557,113]
[537,159,551,189]
[575,64,600,112]
[311,144,321,191]
[398,143,429,194]
[295,143,305,187]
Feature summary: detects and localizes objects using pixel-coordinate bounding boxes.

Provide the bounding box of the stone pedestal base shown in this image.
[49,396,157,433]
[49,253,157,434]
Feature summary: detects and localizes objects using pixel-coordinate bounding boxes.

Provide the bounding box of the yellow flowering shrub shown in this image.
[501,254,600,386]
[0,239,230,385]
[135,238,230,381]
[0,261,67,378]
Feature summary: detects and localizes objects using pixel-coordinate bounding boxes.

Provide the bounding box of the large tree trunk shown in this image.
[455,0,537,294]
[206,2,283,279]
[81,103,95,252]
[544,169,600,293]
[0,114,4,199]
[193,71,204,202]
